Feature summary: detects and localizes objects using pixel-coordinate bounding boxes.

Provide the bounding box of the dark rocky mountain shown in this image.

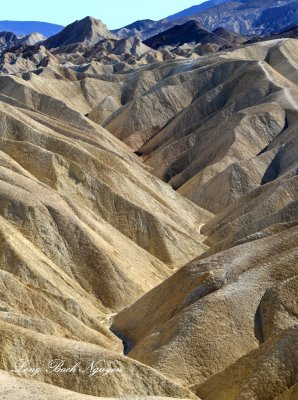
[274,24,298,38]
[254,2,298,34]
[114,0,298,39]
[212,27,248,44]
[166,0,231,20]
[0,20,63,37]
[112,1,232,40]
[144,21,247,49]
[44,16,116,49]
[171,0,298,35]
[248,24,298,43]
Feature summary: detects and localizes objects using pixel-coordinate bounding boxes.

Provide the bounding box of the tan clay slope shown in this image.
[101,39,298,215]
[201,174,298,255]
[0,369,194,400]
[0,63,211,390]
[112,225,298,397]
[0,321,197,399]
[0,67,213,396]
[104,39,294,149]
[193,326,298,400]
[0,35,296,400]
[0,88,210,269]
[108,40,298,398]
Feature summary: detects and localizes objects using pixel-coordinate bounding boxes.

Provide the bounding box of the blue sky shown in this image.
[1,1,203,29]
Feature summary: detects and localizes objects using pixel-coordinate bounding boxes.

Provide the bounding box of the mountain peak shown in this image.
[80,15,102,25]
[82,15,95,21]
[44,16,115,49]
[144,20,226,49]
[182,20,207,30]
[22,32,46,45]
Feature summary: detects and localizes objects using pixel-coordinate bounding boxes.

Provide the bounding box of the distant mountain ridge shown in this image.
[1,0,296,44]
[144,20,247,50]
[112,19,170,40]
[166,0,231,20]
[113,0,298,39]
[0,20,63,37]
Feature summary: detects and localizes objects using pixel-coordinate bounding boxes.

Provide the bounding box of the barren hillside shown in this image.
[0,11,297,400]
